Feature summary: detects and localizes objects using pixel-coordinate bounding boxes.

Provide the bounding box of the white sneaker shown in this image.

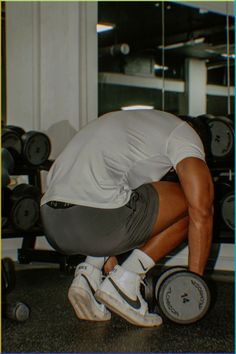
[68,262,111,321]
[95,265,163,327]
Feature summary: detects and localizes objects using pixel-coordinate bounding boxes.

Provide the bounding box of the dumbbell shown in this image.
[2,184,41,231]
[2,127,23,161]
[141,270,156,311]
[11,183,41,231]
[221,191,234,231]
[153,267,211,324]
[142,267,186,311]
[6,125,26,137]
[21,130,51,166]
[3,302,30,322]
[200,115,234,163]
[2,258,30,322]
[2,125,51,166]
[214,181,234,232]
[2,148,15,187]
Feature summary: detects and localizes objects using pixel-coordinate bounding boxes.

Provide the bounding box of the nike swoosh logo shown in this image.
[108,278,141,309]
[138,259,148,272]
[81,274,96,295]
[81,274,102,304]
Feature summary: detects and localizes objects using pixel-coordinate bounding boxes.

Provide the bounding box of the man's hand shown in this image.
[176,157,214,275]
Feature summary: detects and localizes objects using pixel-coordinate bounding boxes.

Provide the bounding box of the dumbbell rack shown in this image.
[163,165,234,244]
[210,165,234,244]
[2,160,84,273]
[2,164,234,273]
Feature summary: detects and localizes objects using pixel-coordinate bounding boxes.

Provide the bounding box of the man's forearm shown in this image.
[188,214,213,276]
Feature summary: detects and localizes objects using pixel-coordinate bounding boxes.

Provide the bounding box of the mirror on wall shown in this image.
[98,1,234,117]
[1,2,6,125]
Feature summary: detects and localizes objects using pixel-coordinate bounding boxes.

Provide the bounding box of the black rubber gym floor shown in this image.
[2,266,234,353]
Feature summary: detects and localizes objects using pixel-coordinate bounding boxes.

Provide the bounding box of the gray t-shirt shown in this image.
[41,110,205,208]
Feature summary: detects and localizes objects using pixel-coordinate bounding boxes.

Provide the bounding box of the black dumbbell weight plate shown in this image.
[221,192,234,231]
[142,272,155,311]
[6,125,26,137]
[2,148,15,187]
[11,198,39,231]
[2,128,23,157]
[2,148,15,173]
[10,184,40,231]
[22,131,51,166]
[155,266,187,301]
[4,301,30,322]
[207,117,234,160]
[12,183,41,201]
[158,271,211,324]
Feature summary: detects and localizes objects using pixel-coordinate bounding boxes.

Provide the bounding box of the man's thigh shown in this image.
[150,181,188,236]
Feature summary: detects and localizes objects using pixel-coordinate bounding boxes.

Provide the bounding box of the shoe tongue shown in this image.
[122,269,139,282]
[113,266,140,291]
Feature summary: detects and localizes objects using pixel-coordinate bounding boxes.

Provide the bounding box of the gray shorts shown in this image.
[40,184,159,256]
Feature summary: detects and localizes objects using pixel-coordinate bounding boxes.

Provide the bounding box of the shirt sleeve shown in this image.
[166,122,206,169]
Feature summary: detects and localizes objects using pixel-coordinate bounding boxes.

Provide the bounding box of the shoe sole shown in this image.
[68,286,111,322]
[96,289,162,327]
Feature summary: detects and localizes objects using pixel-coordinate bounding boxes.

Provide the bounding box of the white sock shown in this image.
[85,256,108,269]
[121,249,155,276]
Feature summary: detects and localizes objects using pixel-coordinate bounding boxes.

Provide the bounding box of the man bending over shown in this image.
[41,109,214,327]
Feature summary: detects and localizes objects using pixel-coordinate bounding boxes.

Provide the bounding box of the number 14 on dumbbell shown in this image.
[146,266,211,325]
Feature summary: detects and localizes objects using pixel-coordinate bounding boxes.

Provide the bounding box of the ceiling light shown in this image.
[191,37,205,45]
[199,8,209,14]
[158,42,185,50]
[121,105,154,111]
[206,49,215,54]
[208,63,227,70]
[221,53,235,59]
[154,64,169,71]
[159,37,205,50]
[96,24,115,33]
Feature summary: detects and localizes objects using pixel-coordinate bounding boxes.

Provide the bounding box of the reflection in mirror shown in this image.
[98,1,234,118]
[1,2,6,125]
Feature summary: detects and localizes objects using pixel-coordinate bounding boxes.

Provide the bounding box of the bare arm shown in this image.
[176,157,214,275]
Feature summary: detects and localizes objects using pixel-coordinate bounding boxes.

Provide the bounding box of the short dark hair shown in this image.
[178,115,212,161]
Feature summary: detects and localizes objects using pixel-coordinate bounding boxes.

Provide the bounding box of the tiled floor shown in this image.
[2,266,234,353]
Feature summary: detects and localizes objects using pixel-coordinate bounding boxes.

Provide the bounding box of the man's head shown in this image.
[178,115,212,161]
